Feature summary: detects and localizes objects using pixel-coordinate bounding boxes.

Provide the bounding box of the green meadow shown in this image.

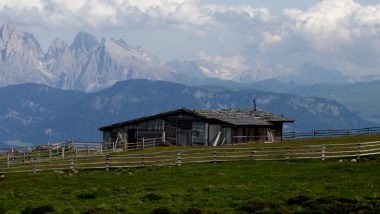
[1,135,380,213]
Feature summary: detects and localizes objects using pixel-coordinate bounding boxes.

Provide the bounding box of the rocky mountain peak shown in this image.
[0,22,13,43]
[51,38,67,49]
[0,22,43,61]
[70,31,99,52]
[45,38,69,57]
[0,22,176,91]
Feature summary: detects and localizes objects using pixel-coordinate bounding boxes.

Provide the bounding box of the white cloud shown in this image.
[0,0,43,10]
[198,51,246,71]
[0,0,212,28]
[277,0,380,75]
[284,0,360,51]
[0,0,271,29]
[259,31,282,52]
[197,51,247,80]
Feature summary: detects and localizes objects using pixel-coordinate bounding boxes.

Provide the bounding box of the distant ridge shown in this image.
[0,79,374,145]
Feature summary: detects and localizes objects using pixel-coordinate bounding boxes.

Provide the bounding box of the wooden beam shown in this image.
[213,132,221,147]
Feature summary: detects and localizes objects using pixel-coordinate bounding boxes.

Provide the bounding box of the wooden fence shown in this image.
[103,137,165,151]
[283,127,380,139]
[1,141,380,174]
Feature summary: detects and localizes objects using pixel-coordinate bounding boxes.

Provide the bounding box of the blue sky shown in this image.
[1,0,380,80]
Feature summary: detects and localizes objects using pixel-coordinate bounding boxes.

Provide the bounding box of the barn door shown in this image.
[177,129,192,146]
[164,119,178,145]
[165,119,192,146]
[127,129,137,143]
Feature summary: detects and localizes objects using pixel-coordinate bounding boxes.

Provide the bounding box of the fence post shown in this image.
[142,138,145,150]
[37,151,40,161]
[33,158,37,173]
[252,148,256,160]
[356,143,361,159]
[321,144,325,161]
[286,147,290,160]
[368,128,371,135]
[177,151,182,166]
[124,141,127,152]
[213,150,217,163]
[105,155,110,171]
[141,154,145,167]
[70,158,75,170]
[100,144,103,155]
[61,147,65,160]
[87,145,90,156]
[7,153,10,168]
[49,147,52,159]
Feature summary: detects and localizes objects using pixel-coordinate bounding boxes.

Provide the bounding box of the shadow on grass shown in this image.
[21,205,54,214]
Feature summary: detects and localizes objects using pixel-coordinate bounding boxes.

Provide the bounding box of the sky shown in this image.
[1,0,380,80]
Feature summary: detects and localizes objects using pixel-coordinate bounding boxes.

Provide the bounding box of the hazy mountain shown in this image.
[45,32,175,91]
[282,64,350,85]
[0,23,175,92]
[249,79,380,124]
[288,81,380,124]
[0,83,86,143]
[167,59,252,83]
[0,23,51,87]
[0,80,374,145]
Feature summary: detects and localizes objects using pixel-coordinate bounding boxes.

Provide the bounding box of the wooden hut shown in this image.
[99,108,293,149]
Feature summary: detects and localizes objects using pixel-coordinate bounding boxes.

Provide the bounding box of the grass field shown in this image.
[1,135,380,213]
[1,158,380,213]
[105,134,380,155]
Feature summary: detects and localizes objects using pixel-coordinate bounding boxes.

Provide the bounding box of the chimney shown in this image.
[253,99,257,111]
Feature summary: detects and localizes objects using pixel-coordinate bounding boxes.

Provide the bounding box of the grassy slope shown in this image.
[1,135,380,213]
[1,159,380,213]
[116,134,380,155]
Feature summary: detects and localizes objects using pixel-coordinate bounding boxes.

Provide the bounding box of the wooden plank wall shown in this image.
[192,121,206,145]
[208,124,221,146]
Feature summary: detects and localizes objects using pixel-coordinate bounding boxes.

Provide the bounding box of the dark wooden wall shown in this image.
[102,113,286,148]
[233,126,268,144]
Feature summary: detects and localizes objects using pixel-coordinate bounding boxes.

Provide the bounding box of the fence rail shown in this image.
[1,141,380,174]
[283,127,380,139]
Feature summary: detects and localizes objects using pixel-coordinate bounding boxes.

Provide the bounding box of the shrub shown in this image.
[81,207,108,214]
[77,191,97,199]
[0,207,6,214]
[238,199,285,213]
[21,205,54,214]
[287,195,311,205]
[143,193,164,201]
[153,207,171,214]
[182,207,202,214]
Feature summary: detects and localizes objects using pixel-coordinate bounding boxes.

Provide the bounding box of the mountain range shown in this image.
[4,21,377,92]
[0,22,378,147]
[0,22,174,92]
[0,79,374,146]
